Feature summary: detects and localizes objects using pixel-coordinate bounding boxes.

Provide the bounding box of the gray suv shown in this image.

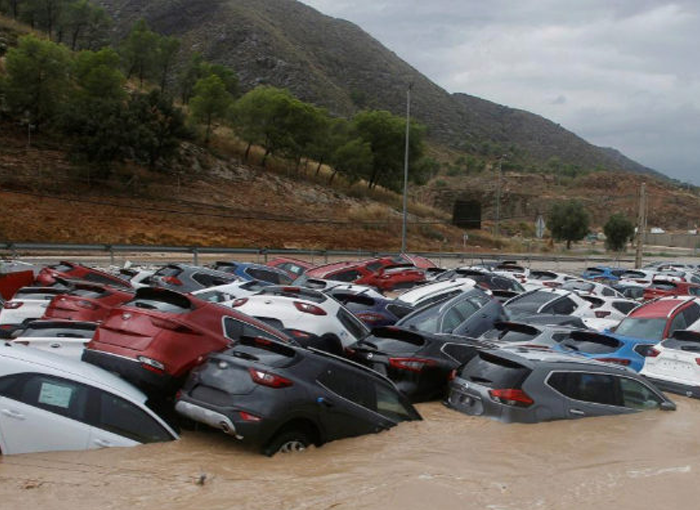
[446,348,675,423]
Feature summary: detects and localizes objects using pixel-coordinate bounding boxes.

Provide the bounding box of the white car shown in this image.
[395,279,478,308]
[617,269,659,285]
[192,280,273,304]
[0,287,65,327]
[230,286,369,351]
[297,277,385,299]
[10,320,97,360]
[504,288,596,320]
[640,330,700,398]
[522,270,578,291]
[560,280,624,298]
[0,343,178,455]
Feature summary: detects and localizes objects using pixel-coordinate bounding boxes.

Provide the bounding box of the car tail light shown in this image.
[137,356,166,373]
[231,298,248,307]
[695,358,700,366]
[76,300,99,310]
[161,276,182,286]
[388,357,436,373]
[344,347,356,356]
[597,357,631,366]
[248,367,293,388]
[542,281,561,288]
[595,311,611,318]
[3,302,23,309]
[149,317,197,334]
[356,312,386,325]
[287,329,312,339]
[282,287,300,293]
[293,301,327,316]
[647,348,661,358]
[239,411,262,422]
[489,388,534,407]
[448,369,457,381]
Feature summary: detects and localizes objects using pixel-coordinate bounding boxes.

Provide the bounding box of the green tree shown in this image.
[178,54,239,104]
[58,0,110,50]
[604,213,635,252]
[331,138,373,184]
[120,19,159,86]
[547,200,590,249]
[127,90,189,167]
[353,109,425,191]
[231,86,296,164]
[155,35,180,93]
[189,74,233,143]
[4,34,72,127]
[308,116,350,176]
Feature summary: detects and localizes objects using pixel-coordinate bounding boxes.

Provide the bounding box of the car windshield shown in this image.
[614,317,667,340]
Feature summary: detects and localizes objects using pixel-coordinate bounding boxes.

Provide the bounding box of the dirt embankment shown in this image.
[0,125,466,251]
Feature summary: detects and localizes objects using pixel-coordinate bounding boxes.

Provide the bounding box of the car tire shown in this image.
[263,429,311,457]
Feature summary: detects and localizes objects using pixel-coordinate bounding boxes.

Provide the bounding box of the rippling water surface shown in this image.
[2,398,700,509]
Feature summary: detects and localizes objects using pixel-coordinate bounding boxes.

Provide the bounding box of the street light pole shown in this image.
[401,82,412,254]
[494,156,503,238]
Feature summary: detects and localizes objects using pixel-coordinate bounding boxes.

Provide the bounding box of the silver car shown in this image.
[446,348,675,423]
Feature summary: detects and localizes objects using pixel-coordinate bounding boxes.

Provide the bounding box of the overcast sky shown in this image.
[300,0,700,184]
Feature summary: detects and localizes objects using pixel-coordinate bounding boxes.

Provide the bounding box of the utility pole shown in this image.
[401,82,412,254]
[635,182,647,268]
[494,156,503,238]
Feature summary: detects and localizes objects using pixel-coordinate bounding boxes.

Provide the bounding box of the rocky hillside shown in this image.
[95,0,662,178]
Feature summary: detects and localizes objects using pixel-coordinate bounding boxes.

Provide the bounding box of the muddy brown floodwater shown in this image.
[2,399,700,509]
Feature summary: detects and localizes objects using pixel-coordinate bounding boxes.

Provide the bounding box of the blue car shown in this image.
[581,266,625,282]
[553,330,658,372]
[325,288,415,327]
[212,261,294,285]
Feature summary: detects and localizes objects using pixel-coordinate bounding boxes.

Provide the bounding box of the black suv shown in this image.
[347,326,495,402]
[175,337,421,455]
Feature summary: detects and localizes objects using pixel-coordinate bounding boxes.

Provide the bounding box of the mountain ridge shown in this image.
[94,0,665,179]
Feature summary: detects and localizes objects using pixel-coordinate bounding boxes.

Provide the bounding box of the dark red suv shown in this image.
[43,283,135,323]
[36,261,132,290]
[643,281,700,301]
[82,287,291,395]
[304,257,426,291]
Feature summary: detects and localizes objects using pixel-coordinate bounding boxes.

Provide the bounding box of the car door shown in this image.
[316,366,395,441]
[547,371,630,419]
[0,373,92,454]
[88,389,174,449]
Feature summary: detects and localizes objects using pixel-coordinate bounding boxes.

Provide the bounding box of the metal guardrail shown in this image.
[0,242,638,267]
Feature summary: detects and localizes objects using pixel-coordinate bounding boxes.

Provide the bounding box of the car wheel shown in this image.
[263,429,311,456]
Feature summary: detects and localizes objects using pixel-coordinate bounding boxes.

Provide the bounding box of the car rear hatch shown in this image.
[94,288,196,351]
[449,350,533,417]
[46,286,112,316]
[348,326,432,376]
[559,331,626,364]
[651,331,700,382]
[187,338,300,405]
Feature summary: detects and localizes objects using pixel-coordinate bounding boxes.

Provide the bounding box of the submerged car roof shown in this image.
[630,297,695,318]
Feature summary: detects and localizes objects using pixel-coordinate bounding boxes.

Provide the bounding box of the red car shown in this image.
[304,257,426,291]
[613,296,700,341]
[82,287,291,395]
[36,261,132,289]
[643,280,700,301]
[266,257,317,278]
[43,283,135,323]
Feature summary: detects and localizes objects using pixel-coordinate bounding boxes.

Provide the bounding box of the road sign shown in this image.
[536,216,546,239]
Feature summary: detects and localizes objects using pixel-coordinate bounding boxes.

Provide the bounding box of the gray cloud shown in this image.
[301,0,700,184]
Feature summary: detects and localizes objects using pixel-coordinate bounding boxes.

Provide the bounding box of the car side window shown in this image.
[548,372,622,406]
[442,343,477,364]
[602,288,614,296]
[192,273,215,286]
[613,301,637,315]
[330,269,362,282]
[0,374,25,399]
[318,367,376,411]
[95,391,171,443]
[224,317,278,341]
[374,383,414,422]
[619,378,662,410]
[19,374,90,422]
[682,303,700,328]
[669,312,688,335]
[543,297,576,315]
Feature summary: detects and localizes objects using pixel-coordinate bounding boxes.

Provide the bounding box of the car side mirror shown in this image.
[660,401,676,411]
